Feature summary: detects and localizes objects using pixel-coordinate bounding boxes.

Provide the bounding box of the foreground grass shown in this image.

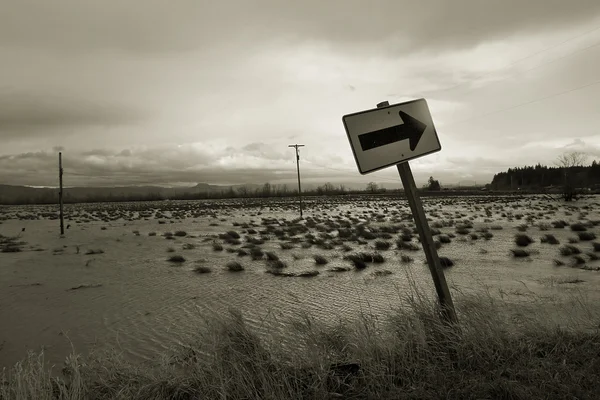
[2,285,600,400]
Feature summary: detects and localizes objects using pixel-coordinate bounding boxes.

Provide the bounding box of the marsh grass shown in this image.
[3,282,600,400]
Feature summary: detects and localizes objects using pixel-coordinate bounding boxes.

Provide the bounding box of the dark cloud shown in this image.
[1,1,599,55]
[0,92,144,135]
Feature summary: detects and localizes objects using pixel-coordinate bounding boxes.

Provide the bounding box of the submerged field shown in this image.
[1,194,600,398]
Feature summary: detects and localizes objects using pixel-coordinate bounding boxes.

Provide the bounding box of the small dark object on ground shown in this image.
[226,261,244,272]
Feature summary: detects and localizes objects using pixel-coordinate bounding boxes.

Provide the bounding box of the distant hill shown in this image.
[0,183,263,205]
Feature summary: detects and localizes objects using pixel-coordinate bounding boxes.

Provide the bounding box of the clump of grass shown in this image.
[237,249,248,257]
[226,261,244,272]
[516,224,528,232]
[400,254,413,263]
[577,232,596,241]
[455,226,470,235]
[511,249,530,258]
[372,270,392,277]
[572,255,586,265]
[279,242,294,250]
[194,266,212,273]
[297,270,319,277]
[173,230,187,237]
[490,225,503,230]
[85,249,104,255]
[212,243,224,251]
[396,240,420,251]
[168,255,186,263]
[439,257,454,268]
[586,252,599,261]
[560,245,581,256]
[182,243,196,250]
[570,223,587,232]
[514,234,533,247]
[438,235,451,244]
[372,253,385,263]
[374,240,391,250]
[267,260,287,269]
[553,259,565,266]
[250,247,264,260]
[226,230,241,239]
[540,234,560,245]
[167,247,175,253]
[6,283,600,399]
[482,232,494,240]
[593,242,600,252]
[265,252,279,261]
[552,220,568,229]
[469,233,479,240]
[313,255,328,265]
[148,232,157,236]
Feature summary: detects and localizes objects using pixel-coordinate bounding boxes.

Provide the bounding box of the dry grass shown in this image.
[2,282,600,400]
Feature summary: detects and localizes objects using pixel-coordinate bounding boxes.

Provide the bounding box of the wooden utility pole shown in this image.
[377,101,457,324]
[288,144,305,218]
[59,152,64,236]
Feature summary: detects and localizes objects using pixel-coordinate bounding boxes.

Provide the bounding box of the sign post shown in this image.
[288,144,305,218]
[59,152,64,236]
[342,99,457,324]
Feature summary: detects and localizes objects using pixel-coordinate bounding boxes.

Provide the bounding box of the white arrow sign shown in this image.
[342,98,441,174]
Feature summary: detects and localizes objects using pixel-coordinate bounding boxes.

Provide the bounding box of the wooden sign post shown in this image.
[342,99,457,324]
[59,152,64,236]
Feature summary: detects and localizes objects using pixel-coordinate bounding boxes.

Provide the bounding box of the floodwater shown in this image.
[1,194,599,370]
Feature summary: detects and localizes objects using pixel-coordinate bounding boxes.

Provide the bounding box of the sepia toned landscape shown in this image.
[3,0,600,398]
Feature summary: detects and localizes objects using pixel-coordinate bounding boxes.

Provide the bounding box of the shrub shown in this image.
[540,234,559,245]
[593,242,600,252]
[515,234,534,247]
[372,253,385,263]
[438,235,451,244]
[313,255,328,265]
[226,261,244,272]
[559,245,581,256]
[212,243,224,251]
[297,270,319,277]
[174,231,187,237]
[577,232,596,241]
[570,223,587,232]
[194,266,212,273]
[511,249,530,258]
[374,240,391,250]
[265,252,279,261]
[226,230,241,239]
[280,242,294,250]
[168,255,186,263]
[439,257,454,268]
[401,254,413,263]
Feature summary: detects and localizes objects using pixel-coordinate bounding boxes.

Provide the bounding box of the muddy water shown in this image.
[1,195,599,370]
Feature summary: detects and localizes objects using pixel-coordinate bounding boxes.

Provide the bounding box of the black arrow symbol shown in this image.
[358,111,427,152]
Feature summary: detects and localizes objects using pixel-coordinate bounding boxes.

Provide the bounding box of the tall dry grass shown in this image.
[2,279,600,400]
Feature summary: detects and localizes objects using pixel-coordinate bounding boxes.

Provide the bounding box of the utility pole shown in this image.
[288,144,305,218]
[59,152,64,236]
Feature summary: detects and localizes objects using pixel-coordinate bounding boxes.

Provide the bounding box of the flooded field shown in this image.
[1,194,599,370]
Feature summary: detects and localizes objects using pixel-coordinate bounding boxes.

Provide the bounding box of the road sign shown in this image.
[342,98,441,174]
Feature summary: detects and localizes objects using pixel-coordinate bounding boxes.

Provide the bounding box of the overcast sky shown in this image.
[2,0,600,188]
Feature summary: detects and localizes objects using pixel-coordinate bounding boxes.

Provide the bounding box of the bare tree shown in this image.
[555,151,588,201]
[366,182,378,193]
[237,185,249,198]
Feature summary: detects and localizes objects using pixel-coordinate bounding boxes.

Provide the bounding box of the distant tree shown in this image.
[339,184,346,194]
[262,182,272,197]
[555,151,588,201]
[237,185,249,197]
[366,182,378,193]
[427,176,441,191]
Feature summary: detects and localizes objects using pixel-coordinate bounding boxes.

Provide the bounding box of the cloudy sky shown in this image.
[2,0,600,188]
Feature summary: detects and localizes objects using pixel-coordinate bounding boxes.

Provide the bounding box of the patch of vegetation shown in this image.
[5,286,600,400]
[85,249,104,255]
[511,249,530,258]
[265,252,279,261]
[168,255,186,263]
[372,270,393,277]
[313,255,328,265]
[297,270,319,278]
[374,240,391,250]
[514,234,534,247]
[540,234,560,245]
[570,223,587,232]
[577,232,596,241]
[226,261,244,272]
[212,243,224,252]
[560,245,581,256]
[279,242,294,250]
[193,266,212,274]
